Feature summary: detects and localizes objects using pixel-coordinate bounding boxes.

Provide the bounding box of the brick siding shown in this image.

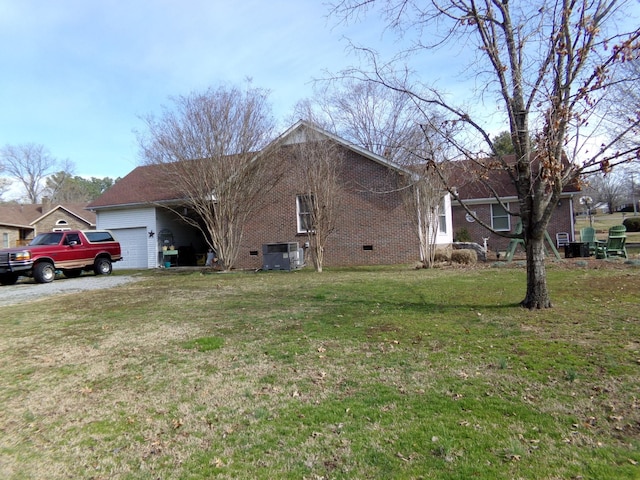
[239,145,419,269]
[451,199,575,258]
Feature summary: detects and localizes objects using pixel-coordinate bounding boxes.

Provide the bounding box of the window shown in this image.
[85,231,116,243]
[438,198,447,234]
[56,219,68,226]
[296,194,315,233]
[2,233,8,248]
[64,233,81,245]
[491,203,511,231]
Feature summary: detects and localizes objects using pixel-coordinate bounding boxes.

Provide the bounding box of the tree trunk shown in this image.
[521,235,552,309]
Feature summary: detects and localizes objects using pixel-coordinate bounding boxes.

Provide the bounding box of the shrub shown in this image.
[623,217,640,232]
[434,245,452,262]
[454,227,472,242]
[451,249,477,265]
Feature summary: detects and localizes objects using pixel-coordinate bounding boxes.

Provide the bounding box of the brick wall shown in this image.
[451,198,575,257]
[238,145,419,269]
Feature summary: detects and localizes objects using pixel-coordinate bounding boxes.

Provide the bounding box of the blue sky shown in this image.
[1,0,638,195]
[1,0,414,182]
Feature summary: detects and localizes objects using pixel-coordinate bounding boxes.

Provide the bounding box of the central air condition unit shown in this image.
[262,242,301,271]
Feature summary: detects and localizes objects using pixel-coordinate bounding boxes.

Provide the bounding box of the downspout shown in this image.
[569,194,575,242]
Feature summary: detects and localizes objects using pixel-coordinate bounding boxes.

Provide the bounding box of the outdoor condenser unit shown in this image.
[262,242,302,271]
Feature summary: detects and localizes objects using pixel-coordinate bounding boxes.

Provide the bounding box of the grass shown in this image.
[1,264,640,479]
[575,212,640,243]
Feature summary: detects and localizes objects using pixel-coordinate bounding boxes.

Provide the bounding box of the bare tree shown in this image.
[138,84,280,271]
[289,126,344,272]
[0,143,61,203]
[397,125,451,268]
[329,0,640,308]
[585,172,626,213]
[607,58,640,155]
[293,80,421,163]
[0,177,12,201]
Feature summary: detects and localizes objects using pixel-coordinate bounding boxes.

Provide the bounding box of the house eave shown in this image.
[455,191,577,206]
[87,199,183,211]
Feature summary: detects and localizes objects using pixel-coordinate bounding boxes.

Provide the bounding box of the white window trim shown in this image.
[491,202,511,231]
[296,194,314,234]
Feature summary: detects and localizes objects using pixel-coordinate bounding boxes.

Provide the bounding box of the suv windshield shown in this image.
[30,232,64,246]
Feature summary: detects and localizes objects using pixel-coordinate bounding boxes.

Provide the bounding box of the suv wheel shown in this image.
[33,262,56,283]
[94,257,112,275]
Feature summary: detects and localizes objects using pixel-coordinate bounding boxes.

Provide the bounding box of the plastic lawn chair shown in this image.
[596,225,628,259]
[579,226,598,256]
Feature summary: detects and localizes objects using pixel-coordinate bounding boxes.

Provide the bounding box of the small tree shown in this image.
[290,127,343,272]
[0,143,60,203]
[138,84,281,271]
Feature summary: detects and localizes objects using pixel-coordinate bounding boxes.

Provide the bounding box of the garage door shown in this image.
[111,227,148,269]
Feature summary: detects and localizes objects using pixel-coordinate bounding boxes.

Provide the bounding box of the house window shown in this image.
[53,219,70,232]
[297,194,315,233]
[2,233,8,248]
[438,198,447,234]
[491,203,511,231]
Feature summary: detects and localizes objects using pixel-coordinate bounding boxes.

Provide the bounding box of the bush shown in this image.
[623,217,640,232]
[451,249,477,265]
[434,245,452,262]
[454,228,472,242]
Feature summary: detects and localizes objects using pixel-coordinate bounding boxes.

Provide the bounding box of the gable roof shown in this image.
[280,120,414,176]
[447,155,581,202]
[88,121,413,210]
[86,163,185,209]
[0,203,96,228]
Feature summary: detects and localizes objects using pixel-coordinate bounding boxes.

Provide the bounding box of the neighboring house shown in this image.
[87,121,454,270]
[0,203,96,248]
[448,157,580,256]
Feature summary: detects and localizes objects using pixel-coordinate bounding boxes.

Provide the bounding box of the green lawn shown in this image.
[1,264,640,479]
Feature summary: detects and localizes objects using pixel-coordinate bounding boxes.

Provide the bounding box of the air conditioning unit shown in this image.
[262,242,301,271]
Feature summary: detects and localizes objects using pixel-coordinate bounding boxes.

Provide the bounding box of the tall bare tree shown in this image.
[0,143,61,203]
[293,80,420,163]
[329,0,640,308]
[0,177,12,201]
[585,172,626,213]
[138,84,280,271]
[289,126,344,272]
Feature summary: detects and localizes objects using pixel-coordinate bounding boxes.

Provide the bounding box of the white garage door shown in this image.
[112,227,148,269]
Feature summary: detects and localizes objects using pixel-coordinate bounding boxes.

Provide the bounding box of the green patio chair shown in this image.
[579,226,598,256]
[596,225,628,259]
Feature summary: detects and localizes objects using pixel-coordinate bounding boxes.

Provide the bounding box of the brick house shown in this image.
[87,121,454,269]
[0,203,96,248]
[448,156,580,257]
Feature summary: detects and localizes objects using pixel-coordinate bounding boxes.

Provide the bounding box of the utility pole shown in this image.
[632,172,638,216]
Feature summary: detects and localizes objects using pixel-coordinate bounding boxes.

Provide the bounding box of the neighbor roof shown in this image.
[0,203,96,228]
[447,155,581,202]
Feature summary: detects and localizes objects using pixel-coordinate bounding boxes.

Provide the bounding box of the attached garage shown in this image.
[111,227,148,269]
